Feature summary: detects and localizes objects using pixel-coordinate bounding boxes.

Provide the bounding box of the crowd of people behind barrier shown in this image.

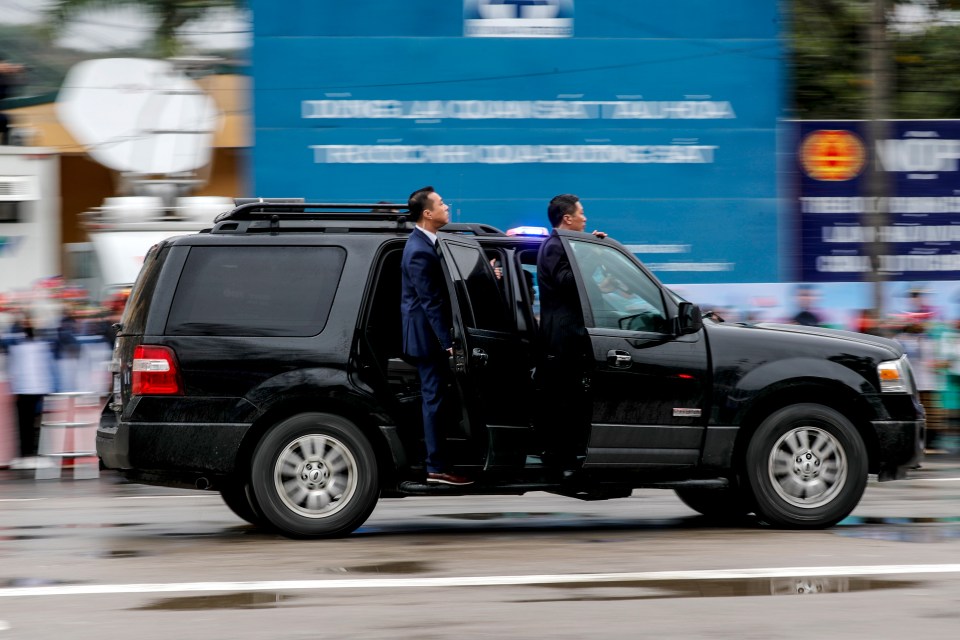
[0,280,122,469]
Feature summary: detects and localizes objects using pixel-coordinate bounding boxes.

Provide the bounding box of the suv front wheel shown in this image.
[220,480,267,527]
[251,412,380,538]
[674,485,753,521]
[745,403,867,529]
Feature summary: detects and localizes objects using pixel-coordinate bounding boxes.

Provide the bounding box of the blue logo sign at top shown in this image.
[464,0,574,38]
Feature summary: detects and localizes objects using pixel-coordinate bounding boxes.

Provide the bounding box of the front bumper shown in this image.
[871,419,925,481]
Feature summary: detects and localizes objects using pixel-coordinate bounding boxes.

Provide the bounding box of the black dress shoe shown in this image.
[427,472,474,486]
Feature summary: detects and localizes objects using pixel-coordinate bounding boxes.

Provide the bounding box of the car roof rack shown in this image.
[208,198,510,237]
[441,223,505,237]
[213,199,408,224]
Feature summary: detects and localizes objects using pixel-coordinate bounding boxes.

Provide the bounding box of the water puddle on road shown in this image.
[157,526,269,540]
[88,549,151,559]
[319,560,430,575]
[135,592,297,611]
[0,578,75,588]
[836,516,960,543]
[0,522,145,542]
[518,577,922,602]
[0,534,42,541]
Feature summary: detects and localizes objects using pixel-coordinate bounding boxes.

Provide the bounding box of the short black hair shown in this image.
[547,193,580,228]
[407,186,435,222]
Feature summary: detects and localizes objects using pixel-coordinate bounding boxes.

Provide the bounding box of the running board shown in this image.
[395,477,729,497]
[634,478,730,490]
[397,481,555,496]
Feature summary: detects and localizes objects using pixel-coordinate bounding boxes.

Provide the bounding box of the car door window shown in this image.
[569,240,667,333]
[445,243,508,332]
[517,249,540,324]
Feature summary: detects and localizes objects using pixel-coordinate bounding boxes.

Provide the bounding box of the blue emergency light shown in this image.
[506,226,549,237]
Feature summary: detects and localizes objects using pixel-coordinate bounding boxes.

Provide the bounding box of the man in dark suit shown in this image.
[535,194,606,475]
[400,186,473,486]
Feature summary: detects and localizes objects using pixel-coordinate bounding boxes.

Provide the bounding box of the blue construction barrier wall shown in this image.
[250,0,785,284]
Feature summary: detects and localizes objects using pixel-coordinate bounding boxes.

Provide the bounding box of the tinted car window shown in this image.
[446,243,507,332]
[569,240,666,332]
[121,244,167,335]
[165,246,345,336]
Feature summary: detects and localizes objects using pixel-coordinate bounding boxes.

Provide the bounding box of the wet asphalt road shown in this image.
[1,457,959,640]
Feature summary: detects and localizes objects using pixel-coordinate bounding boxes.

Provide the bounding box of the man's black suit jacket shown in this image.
[536,230,590,363]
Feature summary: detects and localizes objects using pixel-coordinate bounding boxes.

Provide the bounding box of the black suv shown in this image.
[97,201,925,538]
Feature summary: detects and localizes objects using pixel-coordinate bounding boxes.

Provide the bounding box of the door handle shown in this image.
[471,347,489,366]
[606,349,632,368]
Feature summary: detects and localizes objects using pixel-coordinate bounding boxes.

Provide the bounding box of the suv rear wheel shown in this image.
[251,412,380,538]
[745,403,867,529]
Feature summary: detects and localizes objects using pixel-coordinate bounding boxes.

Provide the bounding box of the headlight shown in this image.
[877,355,915,394]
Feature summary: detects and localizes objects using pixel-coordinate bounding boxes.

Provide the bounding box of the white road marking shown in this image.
[912,477,960,482]
[0,499,41,503]
[0,620,9,632]
[2,564,960,598]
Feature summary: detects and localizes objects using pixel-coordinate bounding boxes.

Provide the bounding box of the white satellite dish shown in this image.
[56,58,220,175]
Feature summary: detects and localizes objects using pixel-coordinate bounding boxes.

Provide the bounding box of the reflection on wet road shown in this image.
[136,592,299,611]
[837,515,960,543]
[128,577,922,611]
[516,577,923,602]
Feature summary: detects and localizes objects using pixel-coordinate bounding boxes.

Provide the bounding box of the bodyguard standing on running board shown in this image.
[535,194,606,477]
[400,186,473,486]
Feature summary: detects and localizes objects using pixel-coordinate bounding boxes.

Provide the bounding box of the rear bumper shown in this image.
[871,419,925,481]
[97,406,249,476]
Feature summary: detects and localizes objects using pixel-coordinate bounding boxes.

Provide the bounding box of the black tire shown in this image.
[745,403,867,529]
[219,480,266,527]
[251,412,379,538]
[674,485,753,520]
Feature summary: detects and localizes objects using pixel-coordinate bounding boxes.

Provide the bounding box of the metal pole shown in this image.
[865,0,891,318]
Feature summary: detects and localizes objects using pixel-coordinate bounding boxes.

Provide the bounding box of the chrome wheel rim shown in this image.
[768,426,847,509]
[274,434,358,518]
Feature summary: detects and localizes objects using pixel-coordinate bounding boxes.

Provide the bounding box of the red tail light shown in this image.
[132,345,183,395]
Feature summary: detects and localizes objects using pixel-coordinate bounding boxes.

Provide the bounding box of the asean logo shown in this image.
[800,130,866,181]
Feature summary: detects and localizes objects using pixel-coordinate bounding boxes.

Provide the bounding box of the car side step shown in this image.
[396,477,729,496]
[635,478,730,490]
[397,481,557,496]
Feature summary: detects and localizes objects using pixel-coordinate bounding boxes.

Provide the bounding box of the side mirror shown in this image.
[677,302,703,335]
